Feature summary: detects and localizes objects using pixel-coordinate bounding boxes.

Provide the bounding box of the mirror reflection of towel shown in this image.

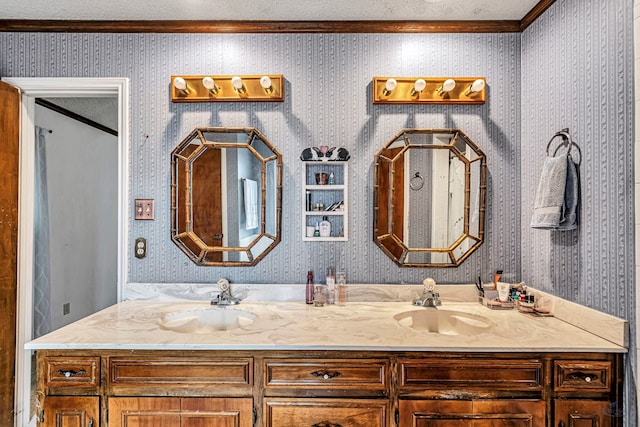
[243,179,258,230]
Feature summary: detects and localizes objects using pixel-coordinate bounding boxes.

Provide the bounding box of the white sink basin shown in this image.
[158,308,257,333]
[394,309,492,335]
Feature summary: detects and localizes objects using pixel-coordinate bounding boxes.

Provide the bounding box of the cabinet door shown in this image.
[43,396,99,427]
[399,400,545,427]
[554,400,616,427]
[181,397,253,427]
[265,398,389,427]
[108,397,181,427]
[108,397,253,427]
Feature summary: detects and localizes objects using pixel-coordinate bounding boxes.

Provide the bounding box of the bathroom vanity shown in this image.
[28,297,626,427]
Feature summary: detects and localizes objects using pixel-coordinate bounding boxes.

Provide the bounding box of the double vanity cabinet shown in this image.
[29,300,626,427]
[38,349,622,427]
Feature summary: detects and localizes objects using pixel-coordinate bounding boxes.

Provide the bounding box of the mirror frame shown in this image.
[171,126,282,266]
[373,128,486,267]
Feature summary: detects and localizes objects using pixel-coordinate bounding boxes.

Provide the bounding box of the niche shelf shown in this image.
[302,161,348,242]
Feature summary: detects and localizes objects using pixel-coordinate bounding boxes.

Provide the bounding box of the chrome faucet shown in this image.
[413,278,441,308]
[211,278,240,306]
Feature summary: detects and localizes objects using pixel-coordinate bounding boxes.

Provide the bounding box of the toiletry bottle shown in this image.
[319,216,331,237]
[328,172,335,185]
[326,266,335,304]
[306,190,312,211]
[306,270,314,304]
[313,222,320,237]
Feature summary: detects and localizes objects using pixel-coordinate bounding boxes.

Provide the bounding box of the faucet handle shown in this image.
[217,278,230,292]
[423,278,436,292]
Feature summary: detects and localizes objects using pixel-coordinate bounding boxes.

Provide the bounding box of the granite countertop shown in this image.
[25,299,627,353]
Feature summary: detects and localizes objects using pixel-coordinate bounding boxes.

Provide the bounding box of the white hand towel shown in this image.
[243,179,258,230]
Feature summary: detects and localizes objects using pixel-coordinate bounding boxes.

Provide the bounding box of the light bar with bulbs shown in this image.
[372,77,486,104]
[170,75,284,102]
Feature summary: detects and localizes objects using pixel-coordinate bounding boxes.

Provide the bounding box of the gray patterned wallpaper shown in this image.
[522,0,635,422]
[521,0,634,319]
[0,32,522,286]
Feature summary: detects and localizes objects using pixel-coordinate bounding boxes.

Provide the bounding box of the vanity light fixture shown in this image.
[173,77,192,95]
[170,75,284,102]
[382,78,397,96]
[260,75,274,94]
[410,79,427,96]
[465,78,486,96]
[436,78,456,96]
[202,76,220,95]
[372,76,486,104]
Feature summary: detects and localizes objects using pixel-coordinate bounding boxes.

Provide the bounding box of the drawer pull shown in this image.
[311,370,341,380]
[311,423,342,427]
[567,372,597,383]
[558,422,565,427]
[57,369,86,377]
[88,418,94,427]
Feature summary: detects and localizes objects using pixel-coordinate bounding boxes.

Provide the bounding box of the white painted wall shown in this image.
[34,103,118,330]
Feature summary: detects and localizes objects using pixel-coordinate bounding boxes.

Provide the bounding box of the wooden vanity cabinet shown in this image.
[35,350,623,427]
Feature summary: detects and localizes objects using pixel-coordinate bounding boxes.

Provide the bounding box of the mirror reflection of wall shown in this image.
[171,127,282,266]
[374,129,486,267]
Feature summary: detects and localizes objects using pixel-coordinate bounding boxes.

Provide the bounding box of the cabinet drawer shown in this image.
[109,357,252,386]
[399,359,543,391]
[264,359,389,393]
[554,361,611,391]
[44,356,100,388]
[265,398,389,427]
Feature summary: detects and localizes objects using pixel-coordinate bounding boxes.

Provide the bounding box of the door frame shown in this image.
[1,77,129,427]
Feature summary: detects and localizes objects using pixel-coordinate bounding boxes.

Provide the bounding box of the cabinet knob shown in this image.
[57,369,86,377]
[567,372,597,383]
[558,422,565,427]
[88,418,94,427]
[311,370,341,380]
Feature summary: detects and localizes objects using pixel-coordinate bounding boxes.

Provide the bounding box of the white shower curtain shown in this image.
[33,126,52,338]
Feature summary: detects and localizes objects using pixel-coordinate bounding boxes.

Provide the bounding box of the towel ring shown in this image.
[545,128,582,165]
[410,172,424,191]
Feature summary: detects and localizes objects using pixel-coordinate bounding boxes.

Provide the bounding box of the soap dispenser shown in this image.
[319,216,331,237]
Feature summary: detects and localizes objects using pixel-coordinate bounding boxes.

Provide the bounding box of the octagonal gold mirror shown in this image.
[171,127,282,266]
[373,129,486,267]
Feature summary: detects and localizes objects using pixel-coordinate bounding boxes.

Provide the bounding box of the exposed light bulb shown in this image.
[202,76,219,95]
[231,76,246,94]
[382,78,397,96]
[437,78,456,95]
[410,79,427,96]
[173,77,191,94]
[465,78,485,95]
[260,75,273,94]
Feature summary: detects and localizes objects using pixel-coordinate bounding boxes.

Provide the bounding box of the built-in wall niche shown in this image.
[372,77,486,104]
[171,75,284,102]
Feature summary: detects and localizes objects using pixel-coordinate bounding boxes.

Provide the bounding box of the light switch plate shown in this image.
[135,199,154,220]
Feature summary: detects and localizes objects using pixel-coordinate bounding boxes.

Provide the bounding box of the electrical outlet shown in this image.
[135,237,147,259]
[134,199,154,220]
[63,302,70,315]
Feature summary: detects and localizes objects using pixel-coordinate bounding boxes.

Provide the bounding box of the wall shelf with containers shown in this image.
[302,160,348,241]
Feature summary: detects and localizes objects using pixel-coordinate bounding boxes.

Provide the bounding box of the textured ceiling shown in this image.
[1,0,541,21]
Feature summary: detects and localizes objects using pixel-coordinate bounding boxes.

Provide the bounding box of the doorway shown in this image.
[1,77,129,427]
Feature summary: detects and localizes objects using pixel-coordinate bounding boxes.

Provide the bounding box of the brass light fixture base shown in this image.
[171,75,284,102]
[372,77,486,104]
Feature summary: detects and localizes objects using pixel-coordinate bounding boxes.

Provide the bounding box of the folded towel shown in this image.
[556,153,579,230]
[530,154,568,229]
[243,179,258,230]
